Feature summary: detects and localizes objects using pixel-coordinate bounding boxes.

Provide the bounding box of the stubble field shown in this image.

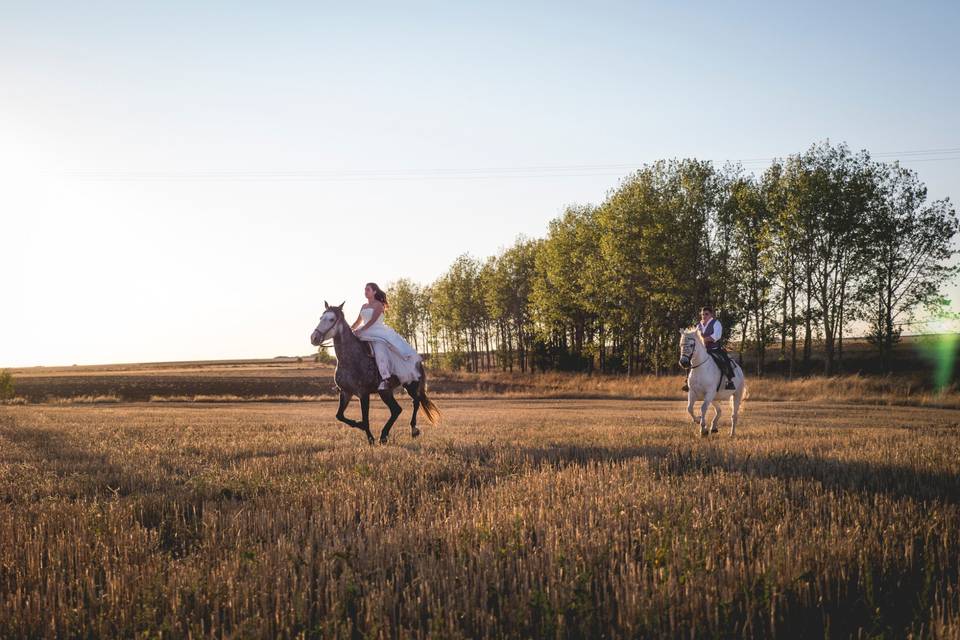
[1,396,960,638]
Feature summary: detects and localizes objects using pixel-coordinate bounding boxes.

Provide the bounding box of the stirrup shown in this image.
[725,379,736,390]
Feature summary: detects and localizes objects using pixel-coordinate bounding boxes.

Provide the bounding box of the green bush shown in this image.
[0,370,14,401]
[315,349,337,365]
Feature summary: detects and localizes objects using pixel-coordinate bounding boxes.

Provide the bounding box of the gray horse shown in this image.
[310,301,441,444]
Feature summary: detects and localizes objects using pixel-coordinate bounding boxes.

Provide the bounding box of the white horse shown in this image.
[678,329,745,437]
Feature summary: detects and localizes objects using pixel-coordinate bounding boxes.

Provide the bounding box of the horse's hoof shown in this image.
[379,436,390,445]
[411,427,421,438]
[366,435,375,445]
[710,427,719,434]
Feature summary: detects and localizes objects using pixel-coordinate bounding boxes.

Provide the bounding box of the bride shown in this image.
[351,282,422,390]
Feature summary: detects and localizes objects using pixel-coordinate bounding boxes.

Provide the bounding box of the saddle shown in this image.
[707,348,737,391]
[706,348,731,368]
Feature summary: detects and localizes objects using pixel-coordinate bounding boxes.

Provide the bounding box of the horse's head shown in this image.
[310,300,345,346]
[678,329,700,369]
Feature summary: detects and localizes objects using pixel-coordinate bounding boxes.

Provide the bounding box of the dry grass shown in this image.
[1,398,959,638]
[49,395,122,405]
[436,370,960,408]
[148,394,327,403]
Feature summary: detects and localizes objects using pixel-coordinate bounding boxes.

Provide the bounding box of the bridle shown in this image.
[314,311,342,349]
[679,337,706,370]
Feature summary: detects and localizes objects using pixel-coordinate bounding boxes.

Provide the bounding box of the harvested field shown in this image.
[1,398,959,638]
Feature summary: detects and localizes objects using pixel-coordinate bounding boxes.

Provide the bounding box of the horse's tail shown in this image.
[737,375,749,413]
[417,361,442,426]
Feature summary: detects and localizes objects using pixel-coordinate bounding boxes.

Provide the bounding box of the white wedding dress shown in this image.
[357,307,422,384]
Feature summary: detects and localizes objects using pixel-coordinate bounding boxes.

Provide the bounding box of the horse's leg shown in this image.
[377,389,403,444]
[730,385,743,437]
[359,394,375,445]
[404,382,422,438]
[335,391,363,430]
[699,392,716,437]
[710,401,721,434]
[686,390,697,424]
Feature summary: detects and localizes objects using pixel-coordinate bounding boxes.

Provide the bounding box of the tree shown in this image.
[597,165,657,374]
[482,253,514,370]
[531,205,599,370]
[862,163,959,371]
[728,176,775,375]
[476,239,541,372]
[386,278,425,350]
[765,160,803,377]
[428,255,487,371]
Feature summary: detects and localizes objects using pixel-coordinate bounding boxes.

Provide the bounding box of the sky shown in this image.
[1,1,958,367]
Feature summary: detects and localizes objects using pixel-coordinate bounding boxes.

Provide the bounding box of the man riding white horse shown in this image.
[678,308,746,437]
[682,306,736,392]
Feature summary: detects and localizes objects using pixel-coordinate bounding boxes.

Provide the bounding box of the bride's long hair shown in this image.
[366,282,389,309]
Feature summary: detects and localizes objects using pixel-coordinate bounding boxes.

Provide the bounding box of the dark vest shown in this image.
[699,319,721,351]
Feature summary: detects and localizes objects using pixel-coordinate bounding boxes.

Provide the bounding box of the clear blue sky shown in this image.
[2,1,958,366]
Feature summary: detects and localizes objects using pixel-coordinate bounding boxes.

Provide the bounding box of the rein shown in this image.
[681,339,708,369]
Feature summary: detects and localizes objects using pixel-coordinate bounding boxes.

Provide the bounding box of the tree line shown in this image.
[382,141,958,377]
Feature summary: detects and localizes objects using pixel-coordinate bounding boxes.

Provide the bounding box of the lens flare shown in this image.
[915,314,960,392]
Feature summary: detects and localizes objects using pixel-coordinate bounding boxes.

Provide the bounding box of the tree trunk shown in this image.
[780,285,787,357]
[822,276,835,376]
[789,286,797,379]
[803,270,813,374]
[598,321,606,372]
[739,315,749,366]
[837,292,845,373]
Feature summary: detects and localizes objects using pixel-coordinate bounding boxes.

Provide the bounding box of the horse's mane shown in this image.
[321,304,356,343]
[681,327,706,347]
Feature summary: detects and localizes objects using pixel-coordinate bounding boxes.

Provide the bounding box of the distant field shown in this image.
[7,360,340,402]
[1,398,959,637]
[6,359,959,408]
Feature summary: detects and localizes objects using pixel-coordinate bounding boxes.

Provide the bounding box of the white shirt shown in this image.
[697,318,722,343]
